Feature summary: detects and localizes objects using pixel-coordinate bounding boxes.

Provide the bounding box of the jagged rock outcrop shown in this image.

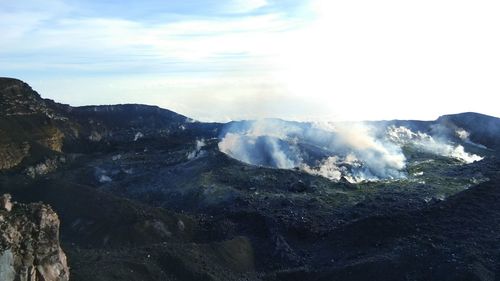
[0,78,60,118]
[0,194,69,281]
[24,157,66,178]
[0,77,209,172]
[0,142,30,170]
[0,78,67,172]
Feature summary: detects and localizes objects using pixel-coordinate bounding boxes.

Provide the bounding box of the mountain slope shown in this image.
[1,77,499,281]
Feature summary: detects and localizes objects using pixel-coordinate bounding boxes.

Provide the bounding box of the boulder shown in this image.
[288,180,308,193]
[0,195,69,281]
[0,194,12,212]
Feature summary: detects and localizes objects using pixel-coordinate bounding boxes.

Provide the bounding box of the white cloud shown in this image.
[1,0,500,121]
[0,12,292,63]
[268,0,500,121]
[223,0,269,13]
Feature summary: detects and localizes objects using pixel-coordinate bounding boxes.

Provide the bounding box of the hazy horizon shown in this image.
[1,0,499,122]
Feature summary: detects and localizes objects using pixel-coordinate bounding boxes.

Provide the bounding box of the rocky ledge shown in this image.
[0,194,69,281]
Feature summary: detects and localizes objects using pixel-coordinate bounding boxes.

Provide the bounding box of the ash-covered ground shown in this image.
[1,77,499,281]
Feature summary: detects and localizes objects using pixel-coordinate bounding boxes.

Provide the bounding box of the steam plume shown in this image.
[218,120,484,183]
[218,120,407,182]
[386,126,483,163]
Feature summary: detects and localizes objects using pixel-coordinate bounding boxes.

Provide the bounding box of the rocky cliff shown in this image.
[0,77,220,172]
[0,194,69,281]
[0,78,66,171]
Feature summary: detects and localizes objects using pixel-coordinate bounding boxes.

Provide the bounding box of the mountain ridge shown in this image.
[2,76,498,130]
[1,77,500,281]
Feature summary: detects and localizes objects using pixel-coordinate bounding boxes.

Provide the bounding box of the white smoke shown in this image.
[218,121,483,182]
[455,128,470,141]
[327,123,407,179]
[218,120,407,182]
[455,128,488,149]
[187,139,206,160]
[217,134,300,168]
[300,156,343,181]
[133,132,144,141]
[302,122,407,182]
[386,126,483,163]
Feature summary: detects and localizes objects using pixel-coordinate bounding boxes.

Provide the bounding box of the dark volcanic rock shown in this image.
[0,78,66,171]
[1,77,500,281]
[288,180,308,192]
[0,78,54,117]
[437,112,500,151]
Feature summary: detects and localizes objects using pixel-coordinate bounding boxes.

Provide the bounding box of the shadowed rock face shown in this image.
[0,194,69,281]
[0,77,221,173]
[0,78,65,171]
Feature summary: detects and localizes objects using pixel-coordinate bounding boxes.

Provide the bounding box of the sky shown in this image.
[1,0,499,122]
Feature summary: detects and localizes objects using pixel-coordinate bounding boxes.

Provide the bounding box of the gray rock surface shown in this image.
[0,194,69,281]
